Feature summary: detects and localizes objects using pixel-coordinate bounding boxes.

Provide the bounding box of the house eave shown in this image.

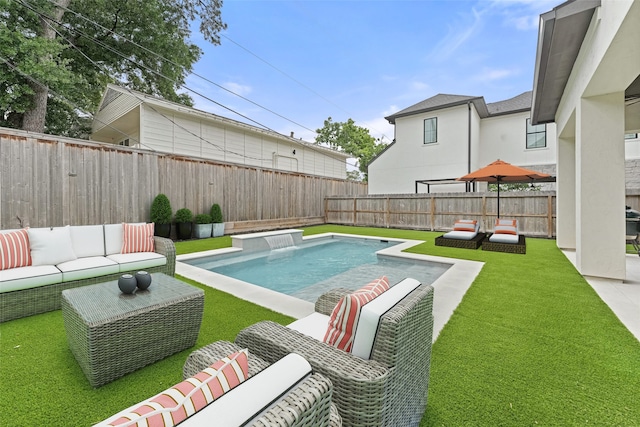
[385,97,488,124]
[531,0,601,125]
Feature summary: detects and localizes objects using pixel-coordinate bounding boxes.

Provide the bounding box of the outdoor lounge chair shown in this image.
[482,218,526,254]
[434,219,485,249]
[96,340,341,427]
[235,278,435,427]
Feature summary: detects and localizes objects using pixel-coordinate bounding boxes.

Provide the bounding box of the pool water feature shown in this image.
[184,235,450,303]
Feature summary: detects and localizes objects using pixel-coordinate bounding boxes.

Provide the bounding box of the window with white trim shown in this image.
[423,118,437,144]
[526,118,546,149]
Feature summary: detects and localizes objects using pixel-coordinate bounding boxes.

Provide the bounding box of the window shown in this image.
[526,118,546,149]
[424,118,437,144]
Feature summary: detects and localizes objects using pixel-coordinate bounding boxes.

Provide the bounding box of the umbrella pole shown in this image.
[497,179,500,219]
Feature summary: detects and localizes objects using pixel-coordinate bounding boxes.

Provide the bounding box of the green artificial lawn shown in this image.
[1,225,639,425]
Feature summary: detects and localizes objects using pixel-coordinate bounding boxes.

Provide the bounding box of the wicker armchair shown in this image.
[235,283,435,427]
[184,340,342,427]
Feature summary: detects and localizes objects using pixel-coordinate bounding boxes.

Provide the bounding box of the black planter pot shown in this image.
[177,222,193,240]
[154,223,171,238]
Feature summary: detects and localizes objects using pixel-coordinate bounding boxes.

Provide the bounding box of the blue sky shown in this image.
[186,0,559,144]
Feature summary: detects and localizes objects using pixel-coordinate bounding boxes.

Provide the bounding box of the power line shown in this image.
[10,0,363,169]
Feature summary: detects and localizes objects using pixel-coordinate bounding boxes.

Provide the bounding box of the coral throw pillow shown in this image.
[0,229,31,270]
[121,223,155,254]
[453,219,477,232]
[323,276,390,353]
[494,219,517,235]
[107,350,249,427]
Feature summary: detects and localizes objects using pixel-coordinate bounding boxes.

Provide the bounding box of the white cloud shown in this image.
[473,67,517,83]
[224,82,252,97]
[486,0,558,31]
[428,7,485,62]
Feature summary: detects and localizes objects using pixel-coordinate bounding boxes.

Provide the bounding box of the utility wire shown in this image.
[12,0,362,168]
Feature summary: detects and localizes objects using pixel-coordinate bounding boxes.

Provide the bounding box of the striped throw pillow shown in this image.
[323,276,390,353]
[121,223,155,254]
[107,350,249,427]
[0,229,31,270]
[453,219,477,232]
[494,219,517,235]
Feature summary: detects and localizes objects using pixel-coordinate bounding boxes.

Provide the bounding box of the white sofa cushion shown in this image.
[57,257,120,282]
[184,353,312,426]
[352,278,422,359]
[106,252,166,273]
[70,225,106,258]
[288,312,330,341]
[489,233,519,244]
[0,265,62,292]
[28,226,77,266]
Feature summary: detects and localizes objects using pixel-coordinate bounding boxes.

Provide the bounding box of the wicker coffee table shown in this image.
[61,273,204,387]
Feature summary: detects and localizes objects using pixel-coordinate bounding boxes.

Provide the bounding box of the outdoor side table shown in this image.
[61,273,204,388]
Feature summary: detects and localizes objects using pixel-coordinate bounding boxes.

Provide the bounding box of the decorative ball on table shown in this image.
[135,271,152,290]
[118,274,137,294]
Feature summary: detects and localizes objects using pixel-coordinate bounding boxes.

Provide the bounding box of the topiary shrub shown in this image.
[175,208,193,223]
[150,194,172,224]
[195,213,212,224]
[210,203,223,223]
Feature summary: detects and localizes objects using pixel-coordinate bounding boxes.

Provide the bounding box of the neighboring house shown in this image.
[531,0,639,281]
[91,84,348,179]
[367,91,558,194]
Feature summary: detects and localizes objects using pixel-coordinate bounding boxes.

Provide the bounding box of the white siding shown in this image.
[92,90,141,133]
[479,112,557,168]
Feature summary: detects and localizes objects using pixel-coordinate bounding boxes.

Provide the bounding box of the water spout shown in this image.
[264,233,295,250]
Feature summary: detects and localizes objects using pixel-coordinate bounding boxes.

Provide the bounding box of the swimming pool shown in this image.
[183,235,451,303]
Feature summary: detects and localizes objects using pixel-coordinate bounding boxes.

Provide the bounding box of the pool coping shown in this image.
[176,232,484,341]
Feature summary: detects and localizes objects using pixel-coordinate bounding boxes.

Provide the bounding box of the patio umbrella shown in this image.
[457,159,551,218]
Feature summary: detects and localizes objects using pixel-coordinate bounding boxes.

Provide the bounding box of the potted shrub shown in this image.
[211,203,225,237]
[175,208,193,240]
[150,194,172,238]
[194,213,213,239]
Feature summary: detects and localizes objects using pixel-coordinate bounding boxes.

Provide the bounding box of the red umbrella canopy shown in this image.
[457,159,551,218]
[457,159,551,183]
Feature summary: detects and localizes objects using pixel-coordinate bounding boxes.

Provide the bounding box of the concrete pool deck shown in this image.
[176,233,484,343]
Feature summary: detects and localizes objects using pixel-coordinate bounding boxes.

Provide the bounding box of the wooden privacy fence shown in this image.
[0,129,367,231]
[325,193,558,238]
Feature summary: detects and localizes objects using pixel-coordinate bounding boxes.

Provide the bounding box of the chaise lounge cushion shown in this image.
[442,220,480,240]
[28,226,77,266]
[0,265,62,293]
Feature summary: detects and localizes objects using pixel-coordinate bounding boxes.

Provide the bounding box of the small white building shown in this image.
[367,91,558,194]
[91,84,348,179]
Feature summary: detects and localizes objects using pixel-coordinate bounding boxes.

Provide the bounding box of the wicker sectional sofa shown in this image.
[0,223,175,323]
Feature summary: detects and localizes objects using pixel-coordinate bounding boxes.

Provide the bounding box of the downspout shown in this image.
[467,101,472,192]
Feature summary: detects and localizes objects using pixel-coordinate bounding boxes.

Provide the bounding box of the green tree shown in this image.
[489,183,541,192]
[0,0,226,136]
[315,117,386,181]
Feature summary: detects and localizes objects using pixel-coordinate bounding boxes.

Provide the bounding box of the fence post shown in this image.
[548,195,553,238]
[386,197,390,228]
[353,197,357,226]
[430,196,435,231]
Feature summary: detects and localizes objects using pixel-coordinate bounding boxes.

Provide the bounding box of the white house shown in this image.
[531,0,639,280]
[91,84,349,179]
[367,91,559,194]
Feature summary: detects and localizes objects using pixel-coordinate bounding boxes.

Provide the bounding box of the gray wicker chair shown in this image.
[184,340,342,427]
[235,283,435,427]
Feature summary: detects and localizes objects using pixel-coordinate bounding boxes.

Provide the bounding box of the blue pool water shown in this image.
[184,236,450,302]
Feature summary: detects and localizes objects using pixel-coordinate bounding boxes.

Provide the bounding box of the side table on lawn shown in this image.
[61,273,204,388]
